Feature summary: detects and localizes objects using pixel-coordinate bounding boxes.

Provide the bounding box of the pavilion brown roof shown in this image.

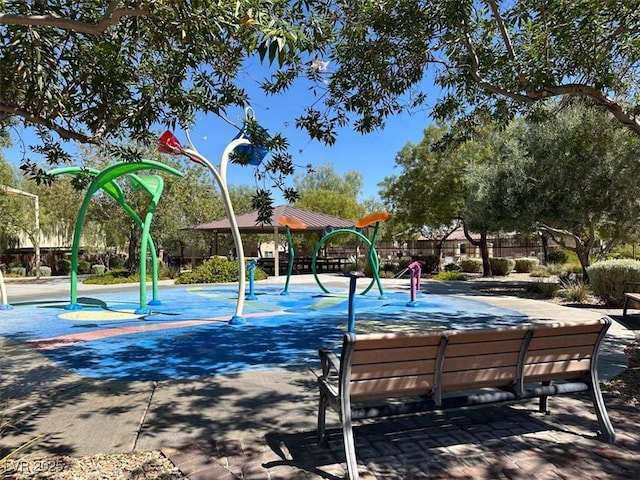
[189,205,355,234]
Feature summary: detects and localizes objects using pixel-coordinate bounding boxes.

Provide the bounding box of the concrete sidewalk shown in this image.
[1,274,639,479]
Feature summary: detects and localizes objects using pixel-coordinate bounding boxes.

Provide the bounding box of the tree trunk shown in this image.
[479,232,491,277]
[575,247,591,282]
[539,232,549,263]
[462,221,492,277]
[126,222,139,274]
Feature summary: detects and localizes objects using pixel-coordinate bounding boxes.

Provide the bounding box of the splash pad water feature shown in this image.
[0,279,528,381]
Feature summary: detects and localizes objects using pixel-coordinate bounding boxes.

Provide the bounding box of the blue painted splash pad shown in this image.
[0,285,527,381]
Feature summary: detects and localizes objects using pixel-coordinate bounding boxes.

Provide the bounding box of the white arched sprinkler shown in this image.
[158,115,266,325]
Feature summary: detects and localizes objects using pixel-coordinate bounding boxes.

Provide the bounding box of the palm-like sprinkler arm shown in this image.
[159,129,253,324]
[278,216,307,295]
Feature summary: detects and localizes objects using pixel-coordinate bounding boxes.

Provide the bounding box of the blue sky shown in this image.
[3,66,439,205]
[178,68,438,204]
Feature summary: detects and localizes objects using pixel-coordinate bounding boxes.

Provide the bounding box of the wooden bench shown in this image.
[623,282,640,316]
[317,317,615,480]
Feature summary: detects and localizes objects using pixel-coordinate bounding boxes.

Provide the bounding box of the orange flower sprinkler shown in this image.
[279,216,307,295]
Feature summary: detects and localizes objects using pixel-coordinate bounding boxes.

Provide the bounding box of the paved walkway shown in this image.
[1,274,639,479]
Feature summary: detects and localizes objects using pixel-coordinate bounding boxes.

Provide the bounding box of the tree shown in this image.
[300,1,640,145]
[380,123,511,276]
[293,162,364,198]
[8,1,640,217]
[497,102,640,278]
[0,0,335,212]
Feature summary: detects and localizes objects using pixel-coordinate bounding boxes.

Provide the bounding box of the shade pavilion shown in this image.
[189,205,355,276]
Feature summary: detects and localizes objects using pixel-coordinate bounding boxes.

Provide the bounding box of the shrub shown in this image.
[77,260,91,274]
[56,259,71,275]
[459,257,482,273]
[444,262,461,272]
[588,259,640,307]
[9,267,26,277]
[559,279,590,303]
[514,257,539,273]
[526,280,560,299]
[432,271,467,281]
[83,269,140,284]
[547,249,569,264]
[381,262,397,272]
[489,257,516,276]
[158,264,180,280]
[9,261,28,269]
[91,264,106,275]
[108,256,126,269]
[412,255,440,273]
[175,257,267,284]
[530,268,551,278]
[35,266,52,277]
[378,270,396,279]
[606,244,636,260]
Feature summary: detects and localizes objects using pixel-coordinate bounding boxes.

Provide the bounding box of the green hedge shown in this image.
[56,259,71,275]
[9,267,26,277]
[548,249,570,264]
[35,266,52,277]
[587,259,640,307]
[432,271,467,281]
[459,257,482,273]
[175,257,268,284]
[489,257,516,276]
[91,264,106,275]
[514,257,539,273]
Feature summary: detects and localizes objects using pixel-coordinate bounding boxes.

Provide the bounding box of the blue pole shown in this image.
[246,260,257,300]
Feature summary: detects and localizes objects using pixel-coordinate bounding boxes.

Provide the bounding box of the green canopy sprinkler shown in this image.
[49,161,183,313]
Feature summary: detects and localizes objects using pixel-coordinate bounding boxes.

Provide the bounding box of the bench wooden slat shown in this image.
[351,359,437,380]
[352,345,439,364]
[350,375,434,402]
[353,334,442,350]
[444,351,520,372]
[528,332,600,350]
[530,322,604,336]
[525,345,593,364]
[523,359,591,380]
[441,367,517,391]
[444,329,527,343]
[445,339,524,357]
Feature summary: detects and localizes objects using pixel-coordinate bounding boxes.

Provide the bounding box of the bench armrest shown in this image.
[319,349,340,378]
[318,349,341,401]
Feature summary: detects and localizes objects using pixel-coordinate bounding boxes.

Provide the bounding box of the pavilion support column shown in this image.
[274,226,280,277]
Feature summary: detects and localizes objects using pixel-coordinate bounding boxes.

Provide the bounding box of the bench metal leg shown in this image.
[589,383,616,443]
[341,410,359,480]
[539,381,550,414]
[317,393,329,445]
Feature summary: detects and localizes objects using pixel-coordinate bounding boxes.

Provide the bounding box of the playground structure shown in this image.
[278,215,308,295]
[407,260,423,306]
[312,211,389,298]
[48,160,184,314]
[0,269,11,310]
[158,108,268,324]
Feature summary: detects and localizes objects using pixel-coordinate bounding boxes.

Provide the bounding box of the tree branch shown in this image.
[0,2,148,35]
[0,104,96,144]
[485,0,528,86]
[461,29,533,103]
[537,223,584,250]
[461,35,640,135]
